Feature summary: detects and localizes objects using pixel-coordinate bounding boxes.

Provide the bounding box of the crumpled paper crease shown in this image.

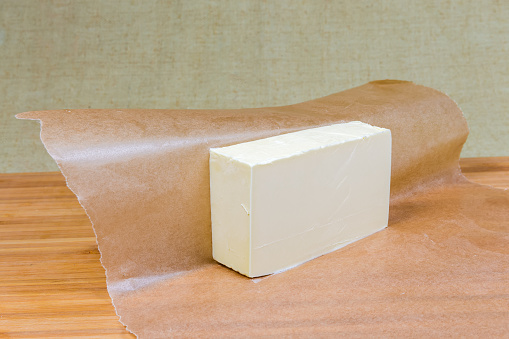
[17,81,508,338]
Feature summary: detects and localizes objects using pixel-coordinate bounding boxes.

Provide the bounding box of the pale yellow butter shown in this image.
[210,121,392,278]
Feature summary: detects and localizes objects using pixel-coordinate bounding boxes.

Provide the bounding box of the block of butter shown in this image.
[210,121,392,278]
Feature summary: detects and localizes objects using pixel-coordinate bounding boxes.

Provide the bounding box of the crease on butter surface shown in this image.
[210,121,392,278]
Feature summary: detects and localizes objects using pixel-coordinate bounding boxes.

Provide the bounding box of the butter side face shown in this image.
[210,121,392,278]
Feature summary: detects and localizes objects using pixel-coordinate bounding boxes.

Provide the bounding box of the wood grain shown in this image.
[459,156,509,189]
[0,173,134,338]
[1,157,508,338]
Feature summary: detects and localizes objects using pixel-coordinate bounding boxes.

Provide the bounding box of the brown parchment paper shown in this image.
[17,81,509,337]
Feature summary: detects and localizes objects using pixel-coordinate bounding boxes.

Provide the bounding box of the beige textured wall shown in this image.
[1,0,508,173]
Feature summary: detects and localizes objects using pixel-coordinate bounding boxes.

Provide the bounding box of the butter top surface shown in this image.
[210,121,388,166]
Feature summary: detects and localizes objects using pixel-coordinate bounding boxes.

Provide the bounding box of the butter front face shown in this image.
[210,122,392,278]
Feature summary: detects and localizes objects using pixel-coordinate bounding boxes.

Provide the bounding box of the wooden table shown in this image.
[1,157,508,338]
